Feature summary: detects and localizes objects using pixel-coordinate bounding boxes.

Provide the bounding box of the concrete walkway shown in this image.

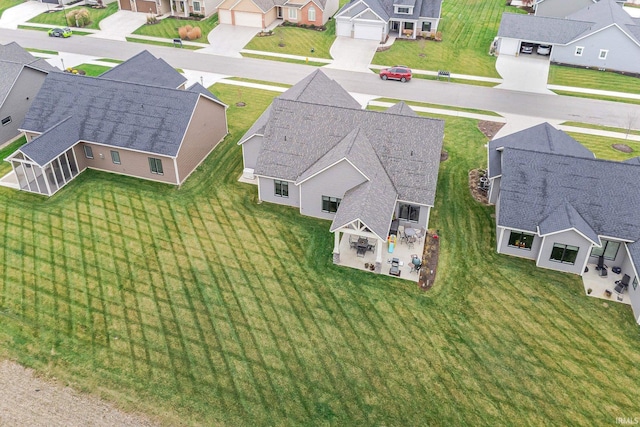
[0,1,50,29]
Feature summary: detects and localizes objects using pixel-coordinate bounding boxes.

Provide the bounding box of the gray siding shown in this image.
[299,160,366,220]
[537,229,591,274]
[587,238,627,267]
[395,202,430,230]
[242,135,263,171]
[488,176,501,205]
[498,228,542,261]
[0,67,47,144]
[621,250,640,323]
[258,176,300,207]
[535,0,593,18]
[551,26,640,74]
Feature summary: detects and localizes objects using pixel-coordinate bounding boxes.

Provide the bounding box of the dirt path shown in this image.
[0,360,158,427]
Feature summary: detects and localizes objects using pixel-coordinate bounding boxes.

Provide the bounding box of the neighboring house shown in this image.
[334,0,442,42]
[238,70,444,272]
[3,51,228,196]
[496,0,640,74]
[533,0,595,18]
[217,0,338,28]
[488,123,640,325]
[99,50,187,89]
[0,42,56,146]
[118,0,216,17]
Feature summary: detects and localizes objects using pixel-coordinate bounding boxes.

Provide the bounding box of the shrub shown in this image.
[178,25,202,40]
[188,26,202,39]
[146,14,157,24]
[66,8,90,27]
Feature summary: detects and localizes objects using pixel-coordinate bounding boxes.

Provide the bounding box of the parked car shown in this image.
[48,27,72,38]
[520,43,533,54]
[380,66,412,82]
[537,44,551,55]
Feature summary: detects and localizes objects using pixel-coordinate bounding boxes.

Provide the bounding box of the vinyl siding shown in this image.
[242,135,263,171]
[621,251,640,324]
[258,176,300,207]
[498,227,542,261]
[176,96,227,184]
[551,25,640,74]
[299,159,366,220]
[537,229,592,274]
[0,67,47,145]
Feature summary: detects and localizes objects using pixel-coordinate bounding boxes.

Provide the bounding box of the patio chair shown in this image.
[406,236,415,249]
[614,274,631,295]
[349,235,357,249]
[416,227,426,244]
[398,225,406,244]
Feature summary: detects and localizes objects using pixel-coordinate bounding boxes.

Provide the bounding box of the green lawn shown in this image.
[132,14,218,44]
[562,121,640,137]
[552,90,640,106]
[27,2,118,30]
[241,52,328,66]
[125,37,202,50]
[18,24,92,35]
[373,0,526,77]
[0,0,21,18]
[0,135,27,176]
[244,21,336,59]
[74,63,112,76]
[0,85,639,425]
[548,64,640,94]
[568,133,639,161]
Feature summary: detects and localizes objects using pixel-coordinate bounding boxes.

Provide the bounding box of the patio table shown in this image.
[405,228,416,238]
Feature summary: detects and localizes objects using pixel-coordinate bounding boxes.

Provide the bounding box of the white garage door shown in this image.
[498,37,519,56]
[336,19,352,37]
[234,11,263,28]
[353,21,382,41]
[218,9,232,25]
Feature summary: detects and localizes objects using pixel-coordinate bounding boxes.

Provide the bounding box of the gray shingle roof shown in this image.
[0,61,24,107]
[567,0,640,44]
[538,200,600,244]
[99,50,186,89]
[279,69,362,109]
[384,101,418,117]
[624,156,640,165]
[488,122,594,178]
[498,148,640,242]
[19,72,208,166]
[251,0,286,13]
[497,13,593,44]
[337,0,441,21]
[254,97,444,205]
[337,1,368,18]
[20,116,79,166]
[0,42,54,107]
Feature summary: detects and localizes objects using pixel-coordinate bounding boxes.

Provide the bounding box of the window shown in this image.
[397,7,409,13]
[398,203,420,223]
[508,231,534,250]
[193,0,201,11]
[288,7,297,19]
[590,240,620,261]
[274,180,289,198]
[308,6,316,21]
[633,276,638,291]
[149,157,163,175]
[111,150,121,165]
[1,116,11,126]
[575,46,583,56]
[550,243,579,265]
[422,21,431,32]
[83,145,93,159]
[322,196,341,213]
[599,49,608,60]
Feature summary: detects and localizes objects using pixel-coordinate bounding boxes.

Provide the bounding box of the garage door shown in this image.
[234,11,262,28]
[353,22,382,41]
[42,0,58,4]
[118,0,131,10]
[136,0,157,14]
[335,20,352,37]
[218,9,232,25]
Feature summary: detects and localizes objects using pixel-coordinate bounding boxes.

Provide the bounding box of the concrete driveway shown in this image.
[0,2,50,29]
[324,37,379,72]
[88,10,146,41]
[495,54,554,94]
[198,24,260,58]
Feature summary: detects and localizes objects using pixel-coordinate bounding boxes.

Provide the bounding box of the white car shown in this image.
[537,45,551,55]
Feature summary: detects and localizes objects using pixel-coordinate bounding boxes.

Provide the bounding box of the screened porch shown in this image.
[7,147,79,196]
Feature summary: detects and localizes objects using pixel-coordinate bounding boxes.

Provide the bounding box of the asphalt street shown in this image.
[2,28,638,130]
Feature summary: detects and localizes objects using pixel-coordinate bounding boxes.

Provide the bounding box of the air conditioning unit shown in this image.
[243,168,255,180]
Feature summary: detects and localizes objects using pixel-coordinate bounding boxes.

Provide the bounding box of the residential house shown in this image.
[533,0,595,18]
[239,70,444,272]
[118,0,217,17]
[3,51,228,196]
[0,42,55,146]
[335,0,442,42]
[488,122,640,325]
[496,0,640,74]
[217,0,338,28]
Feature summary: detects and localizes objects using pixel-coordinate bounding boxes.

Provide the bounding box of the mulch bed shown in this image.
[440,149,449,162]
[469,169,489,204]
[478,120,505,139]
[418,230,439,290]
[612,143,633,153]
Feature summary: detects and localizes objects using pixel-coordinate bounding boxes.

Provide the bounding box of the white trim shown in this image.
[173,157,180,185]
[535,235,545,267]
[497,227,505,252]
[352,9,385,22]
[575,46,584,56]
[580,247,591,276]
[598,234,633,243]
[539,226,599,246]
[395,198,432,208]
[296,157,369,185]
[598,49,608,60]
[237,132,263,146]
[567,23,640,49]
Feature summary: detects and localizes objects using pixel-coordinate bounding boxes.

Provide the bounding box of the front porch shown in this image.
[582,263,632,305]
[333,231,425,282]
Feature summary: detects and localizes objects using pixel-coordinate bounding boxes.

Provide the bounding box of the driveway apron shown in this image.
[325,37,379,72]
[0,2,50,29]
[495,54,554,94]
[88,10,146,41]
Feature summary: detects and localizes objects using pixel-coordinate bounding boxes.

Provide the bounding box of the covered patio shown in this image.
[5,147,79,196]
[582,263,632,305]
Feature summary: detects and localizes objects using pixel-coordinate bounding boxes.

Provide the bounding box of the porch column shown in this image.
[42,164,52,196]
[333,231,341,264]
[375,238,383,273]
